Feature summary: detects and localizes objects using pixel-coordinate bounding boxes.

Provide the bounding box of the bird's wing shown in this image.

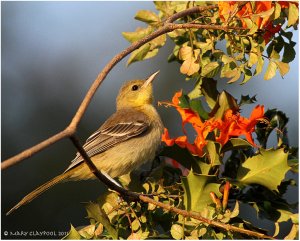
[64,109,150,172]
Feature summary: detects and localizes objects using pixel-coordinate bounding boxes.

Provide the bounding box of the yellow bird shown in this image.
[7,71,163,215]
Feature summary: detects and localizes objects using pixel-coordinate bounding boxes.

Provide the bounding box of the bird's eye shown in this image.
[131,85,139,91]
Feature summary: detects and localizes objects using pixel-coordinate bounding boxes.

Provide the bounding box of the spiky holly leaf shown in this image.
[182,172,221,212]
[238,94,257,107]
[237,148,290,191]
[85,202,118,239]
[64,225,82,240]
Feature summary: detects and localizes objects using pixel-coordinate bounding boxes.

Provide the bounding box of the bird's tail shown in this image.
[6,171,72,215]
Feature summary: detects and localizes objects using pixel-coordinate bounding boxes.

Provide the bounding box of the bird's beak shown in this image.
[142,70,160,88]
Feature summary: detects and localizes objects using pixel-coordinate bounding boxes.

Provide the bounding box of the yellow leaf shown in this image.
[275,61,290,77]
[288,3,299,27]
[179,46,193,60]
[180,57,200,76]
[264,61,277,80]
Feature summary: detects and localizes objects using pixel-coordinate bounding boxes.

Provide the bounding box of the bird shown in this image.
[7,70,164,215]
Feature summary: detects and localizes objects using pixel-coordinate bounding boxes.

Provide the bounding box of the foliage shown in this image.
[65,1,298,239]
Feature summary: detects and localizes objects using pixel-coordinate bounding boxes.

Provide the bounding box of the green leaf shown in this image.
[182,172,221,212]
[273,35,285,53]
[85,202,118,239]
[226,69,241,83]
[149,34,166,48]
[188,77,202,100]
[131,219,140,231]
[264,61,277,80]
[135,10,160,25]
[248,52,258,67]
[201,78,219,109]
[194,40,213,54]
[128,231,149,240]
[210,91,239,119]
[282,42,296,63]
[221,138,252,153]
[276,209,297,223]
[190,99,209,120]
[241,68,252,84]
[288,3,299,27]
[281,30,293,40]
[254,56,264,76]
[154,1,174,16]
[160,145,201,173]
[143,48,159,60]
[275,61,290,77]
[274,2,281,20]
[243,18,258,35]
[178,94,190,108]
[127,43,151,66]
[122,26,153,43]
[206,141,221,166]
[238,94,257,107]
[288,159,298,173]
[256,109,289,148]
[201,62,219,77]
[237,148,290,191]
[170,224,184,240]
[270,49,280,60]
[284,224,299,240]
[230,201,240,218]
[273,222,280,237]
[64,225,82,240]
[221,55,235,64]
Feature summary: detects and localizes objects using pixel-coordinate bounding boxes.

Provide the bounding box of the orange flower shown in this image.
[162,128,203,156]
[161,91,265,158]
[218,1,298,43]
[218,1,272,29]
[216,105,265,146]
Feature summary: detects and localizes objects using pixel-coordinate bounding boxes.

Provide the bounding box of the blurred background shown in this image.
[2,1,298,239]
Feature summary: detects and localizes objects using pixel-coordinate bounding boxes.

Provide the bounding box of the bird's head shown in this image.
[116,71,160,110]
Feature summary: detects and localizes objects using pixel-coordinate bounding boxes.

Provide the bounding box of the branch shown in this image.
[138,195,275,239]
[165,4,218,23]
[2,5,245,170]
